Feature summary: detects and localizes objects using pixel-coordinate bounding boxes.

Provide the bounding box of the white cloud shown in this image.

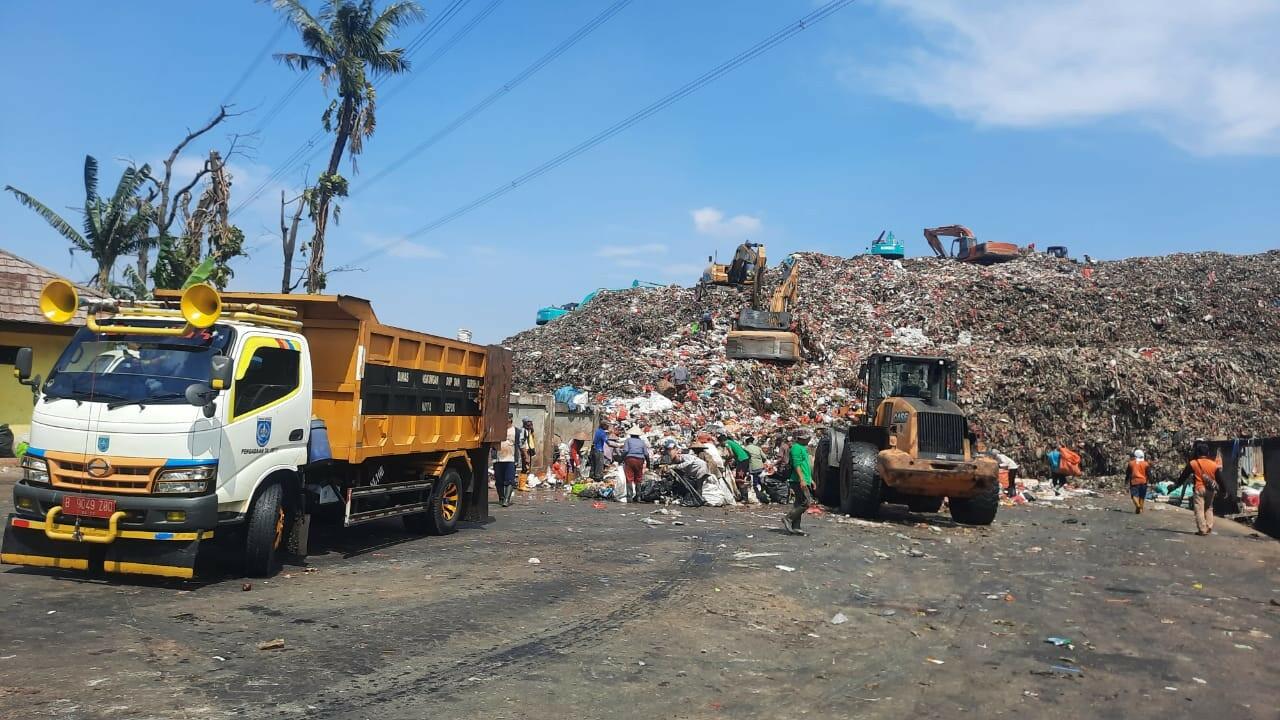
[691,207,763,238]
[596,243,668,258]
[860,0,1280,155]
[359,234,444,260]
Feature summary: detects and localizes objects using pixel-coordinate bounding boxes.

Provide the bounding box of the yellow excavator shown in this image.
[725,254,801,362]
[696,242,765,300]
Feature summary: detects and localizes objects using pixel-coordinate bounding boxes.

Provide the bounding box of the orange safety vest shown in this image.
[1127,459,1149,485]
[1189,457,1220,493]
[1058,446,1082,477]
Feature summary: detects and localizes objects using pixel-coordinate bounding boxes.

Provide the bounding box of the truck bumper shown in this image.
[1,482,217,579]
[877,450,999,498]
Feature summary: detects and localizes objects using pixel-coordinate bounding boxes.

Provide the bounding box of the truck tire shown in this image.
[427,467,464,536]
[905,495,944,514]
[839,441,882,518]
[814,435,840,507]
[949,483,999,526]
[244,482,282,577]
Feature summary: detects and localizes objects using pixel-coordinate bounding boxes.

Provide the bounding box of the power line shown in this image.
[346,0,857,264]
[353,0,634,198]
[252,70,313,135]
[380,0,507,106]
[230,0,474,218]
[221,20,289,106]
[403,0,472,57]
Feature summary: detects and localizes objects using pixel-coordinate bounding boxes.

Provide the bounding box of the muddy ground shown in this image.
[1,469,1276,720]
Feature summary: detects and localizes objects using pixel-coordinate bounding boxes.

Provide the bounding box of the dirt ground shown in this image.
[1,468,1276,720]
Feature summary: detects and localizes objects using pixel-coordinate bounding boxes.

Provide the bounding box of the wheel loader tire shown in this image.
[905,495,945,514]
[814,435,840,507]
[949,482,999,526]
[244,482,282,578]
[839,441,882,518]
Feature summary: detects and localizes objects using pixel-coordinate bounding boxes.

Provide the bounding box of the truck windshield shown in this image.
[43,324,234,405]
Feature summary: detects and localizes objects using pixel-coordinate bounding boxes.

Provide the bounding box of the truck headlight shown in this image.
[154,465,217,494]
[20,455,49,485]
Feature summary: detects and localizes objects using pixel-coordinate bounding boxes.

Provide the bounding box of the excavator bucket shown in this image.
[968,242,1020,265]
[725,330,800,362]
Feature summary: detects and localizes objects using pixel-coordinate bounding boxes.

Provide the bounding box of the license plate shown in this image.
[62,495,117,519]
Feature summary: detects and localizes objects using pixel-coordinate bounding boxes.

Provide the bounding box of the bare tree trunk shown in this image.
[305,98,355,294]
[281,190,306,293]
[97,258,113,293]
[136,245,151,293]
[141,107,235,293]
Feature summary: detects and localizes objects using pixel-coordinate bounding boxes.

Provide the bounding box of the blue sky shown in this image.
[2,0,1277,342]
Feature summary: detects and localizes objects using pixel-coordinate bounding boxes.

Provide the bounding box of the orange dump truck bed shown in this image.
[160,291,511,463]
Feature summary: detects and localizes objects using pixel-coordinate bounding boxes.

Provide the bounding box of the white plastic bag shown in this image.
[608,465,628,501]
[700,475,738,507]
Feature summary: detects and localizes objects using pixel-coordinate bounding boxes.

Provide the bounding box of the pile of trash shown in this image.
[504,251,1280,472]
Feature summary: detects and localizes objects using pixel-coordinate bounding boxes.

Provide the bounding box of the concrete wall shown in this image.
[0,323,75,443]
[509,393,599,473]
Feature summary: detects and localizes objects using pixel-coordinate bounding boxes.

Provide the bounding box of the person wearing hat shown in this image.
[622,426,650,502]
[664,440,710,505]
[783,429,816,536]
[1126,449,1152,514]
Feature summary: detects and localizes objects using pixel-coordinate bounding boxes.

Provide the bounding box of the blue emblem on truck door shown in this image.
[97,436,110,453]
[256,419,272,447]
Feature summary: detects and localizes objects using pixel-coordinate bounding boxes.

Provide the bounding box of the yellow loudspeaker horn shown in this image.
[180,283,222,328]
[39,279,79,324]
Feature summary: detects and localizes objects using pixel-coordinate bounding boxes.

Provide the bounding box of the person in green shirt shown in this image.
[720,434,752,501]
[783,429,816,536]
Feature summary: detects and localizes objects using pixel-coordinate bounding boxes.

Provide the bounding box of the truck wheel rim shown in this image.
[441,482,460,521]
[274,507,285,549]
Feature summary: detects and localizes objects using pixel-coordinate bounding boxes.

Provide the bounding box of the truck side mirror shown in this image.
[185,383,219,418]
[13,347,32,381]
[209,355,233,391]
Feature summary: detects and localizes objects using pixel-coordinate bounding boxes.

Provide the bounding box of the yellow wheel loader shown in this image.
[833,353,1000,525]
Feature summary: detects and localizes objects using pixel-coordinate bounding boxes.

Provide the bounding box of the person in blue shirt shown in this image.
[1046,445,1071,490]
[591,422,609,481]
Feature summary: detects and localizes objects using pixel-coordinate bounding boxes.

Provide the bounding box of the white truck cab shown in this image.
[3,282,315,578]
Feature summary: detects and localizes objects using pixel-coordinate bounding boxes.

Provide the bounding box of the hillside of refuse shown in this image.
[503,251,1280,473]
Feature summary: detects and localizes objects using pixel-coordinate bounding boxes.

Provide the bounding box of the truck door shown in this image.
[223,335,311,503]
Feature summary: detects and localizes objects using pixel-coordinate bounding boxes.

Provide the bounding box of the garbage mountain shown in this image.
[504,251,1280,475]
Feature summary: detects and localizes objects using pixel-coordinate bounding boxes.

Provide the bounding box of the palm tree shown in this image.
[5,155,153,293]
[270,0,424,293]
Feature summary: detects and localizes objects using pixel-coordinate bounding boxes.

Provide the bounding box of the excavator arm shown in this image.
[923,225,975,258]
[769,255,800,313]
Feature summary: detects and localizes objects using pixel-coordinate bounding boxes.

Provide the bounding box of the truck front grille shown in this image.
[918,412,965,456]
[46,454,162,494]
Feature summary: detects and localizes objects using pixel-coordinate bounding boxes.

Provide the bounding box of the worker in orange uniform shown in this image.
[1174,442,1223,535]
[1126,449,1151,514]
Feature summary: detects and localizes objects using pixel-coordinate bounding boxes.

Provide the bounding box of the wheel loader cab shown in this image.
[865,356,969,460]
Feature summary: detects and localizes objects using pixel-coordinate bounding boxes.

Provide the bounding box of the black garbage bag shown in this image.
[0,425,13,459]
[635,475,670,503]
[762,475,791,505]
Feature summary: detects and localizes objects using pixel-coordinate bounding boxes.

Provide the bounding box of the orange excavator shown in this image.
[923,225,1019,265]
